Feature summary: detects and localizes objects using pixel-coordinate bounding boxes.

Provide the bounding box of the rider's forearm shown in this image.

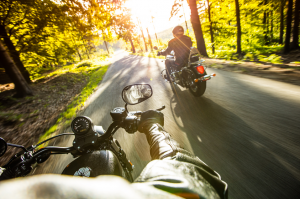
[141,123,228,199]
[160,47,171,56]
[144,123,192,160]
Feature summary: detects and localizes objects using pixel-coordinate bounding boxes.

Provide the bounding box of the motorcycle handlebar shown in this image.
[130,105,166,134]
[0,146,76,179]
[33,146,75,158]
[1,106,166,179]
[134,105,166,116]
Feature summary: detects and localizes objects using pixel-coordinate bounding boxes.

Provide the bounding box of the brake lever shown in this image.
[156,105,165,111]
[133,105,165,116]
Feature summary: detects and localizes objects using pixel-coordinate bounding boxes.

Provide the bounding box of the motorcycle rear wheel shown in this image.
[189,81,206,97]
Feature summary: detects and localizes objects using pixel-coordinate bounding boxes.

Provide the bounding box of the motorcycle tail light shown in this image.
[196,65,205,74]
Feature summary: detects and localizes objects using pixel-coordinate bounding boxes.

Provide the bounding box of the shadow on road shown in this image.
[168,81,300,199]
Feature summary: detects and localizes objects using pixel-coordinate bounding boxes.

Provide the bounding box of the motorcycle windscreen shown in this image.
[62,150,126,179]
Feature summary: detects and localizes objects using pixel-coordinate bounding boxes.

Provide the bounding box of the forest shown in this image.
[0,0,299,98]
[131,0,299,60]
[0,0,130,97]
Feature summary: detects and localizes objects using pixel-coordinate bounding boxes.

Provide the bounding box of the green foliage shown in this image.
[169,0,286,58]
[37,58,109,147]
[258,54,283,64]
[41,124,58,141]
[76,61,93,68]
[0,0,126,81]
[243,53,255,61]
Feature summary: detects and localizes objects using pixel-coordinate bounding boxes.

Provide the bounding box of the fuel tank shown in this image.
[62,150,126,178]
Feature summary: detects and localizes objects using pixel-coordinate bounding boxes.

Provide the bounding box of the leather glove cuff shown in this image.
[144,124,181,160]
[138,118,163,133]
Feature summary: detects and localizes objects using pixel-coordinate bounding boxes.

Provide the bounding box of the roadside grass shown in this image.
[208,45,284,64]
[129,45,286,65]
[37,57,110,147]
[26,50,112,81]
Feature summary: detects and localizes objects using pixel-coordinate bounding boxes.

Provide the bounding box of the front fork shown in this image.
[99,137,134,182]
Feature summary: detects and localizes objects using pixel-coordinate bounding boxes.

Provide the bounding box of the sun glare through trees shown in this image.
[124,0,190,35]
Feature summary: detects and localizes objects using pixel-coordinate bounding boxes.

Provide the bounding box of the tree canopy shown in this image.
[170,0,299,56]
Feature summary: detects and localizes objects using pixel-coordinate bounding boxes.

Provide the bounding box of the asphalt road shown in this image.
[34,50,300,199]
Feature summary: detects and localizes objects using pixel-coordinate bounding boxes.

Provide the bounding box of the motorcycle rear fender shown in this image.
[190,65,207,77]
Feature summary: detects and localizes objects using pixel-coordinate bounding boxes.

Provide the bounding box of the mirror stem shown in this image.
[7,143,28,152]
[125,103,129,113]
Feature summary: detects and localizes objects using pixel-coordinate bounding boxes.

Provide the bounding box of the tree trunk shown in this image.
[85,47,90,59]
[55,52,59,65]
[146,28,153,51]
[279,0,285,44]
[136,37,143,51]
[0,25,31,83]
[182,1,189,35]
[188,0,208,57]
[0,41,33,97]
[141,29,148,52]
[291,0,300,49]
[137,19,148,52]
[82,39,90,59]
[129,35,136,53]
[206,0,215,54]
[151,17,159,42]
[103,39,110,54]
[284,0,293,53]
[271,11,273,42]
[235,0,242,54]
[76,48,82,61]
[263,0,269,44]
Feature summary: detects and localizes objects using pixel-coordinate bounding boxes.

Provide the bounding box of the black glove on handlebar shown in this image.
[138,110,164,133]
[157,52,161,56]
[0,168,13,181]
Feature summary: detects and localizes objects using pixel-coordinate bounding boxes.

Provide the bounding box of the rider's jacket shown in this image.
[0,124,228,199]
[160,35,193,66]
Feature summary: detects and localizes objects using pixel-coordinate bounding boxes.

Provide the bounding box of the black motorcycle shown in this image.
[161,47,216,97]
[0,84,164,182]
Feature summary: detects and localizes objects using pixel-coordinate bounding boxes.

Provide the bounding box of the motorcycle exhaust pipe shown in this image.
[194,73,216,82]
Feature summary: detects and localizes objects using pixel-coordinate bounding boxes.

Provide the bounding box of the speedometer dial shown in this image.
[71,116,92,135]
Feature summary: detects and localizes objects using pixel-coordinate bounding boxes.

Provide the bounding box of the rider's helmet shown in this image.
[172,25,184,36]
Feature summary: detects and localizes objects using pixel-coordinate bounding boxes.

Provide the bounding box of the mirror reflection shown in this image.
[122,84,152,105]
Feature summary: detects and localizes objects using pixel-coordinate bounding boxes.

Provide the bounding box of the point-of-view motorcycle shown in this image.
[0,84,165,182]
[161,47,216,97]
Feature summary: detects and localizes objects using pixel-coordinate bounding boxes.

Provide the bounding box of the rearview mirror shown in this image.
[122,84,153,105]
[0,137,7,157]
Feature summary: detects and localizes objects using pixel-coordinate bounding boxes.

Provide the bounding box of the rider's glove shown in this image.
[157,52,161,56]
[138,110,164,133]
[0,168,13,181]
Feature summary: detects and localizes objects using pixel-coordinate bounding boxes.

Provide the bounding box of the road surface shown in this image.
[34,50,300,199]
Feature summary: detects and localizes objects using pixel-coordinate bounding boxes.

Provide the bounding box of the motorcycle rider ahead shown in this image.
[157,25,193,81]
[0,110,228,198]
